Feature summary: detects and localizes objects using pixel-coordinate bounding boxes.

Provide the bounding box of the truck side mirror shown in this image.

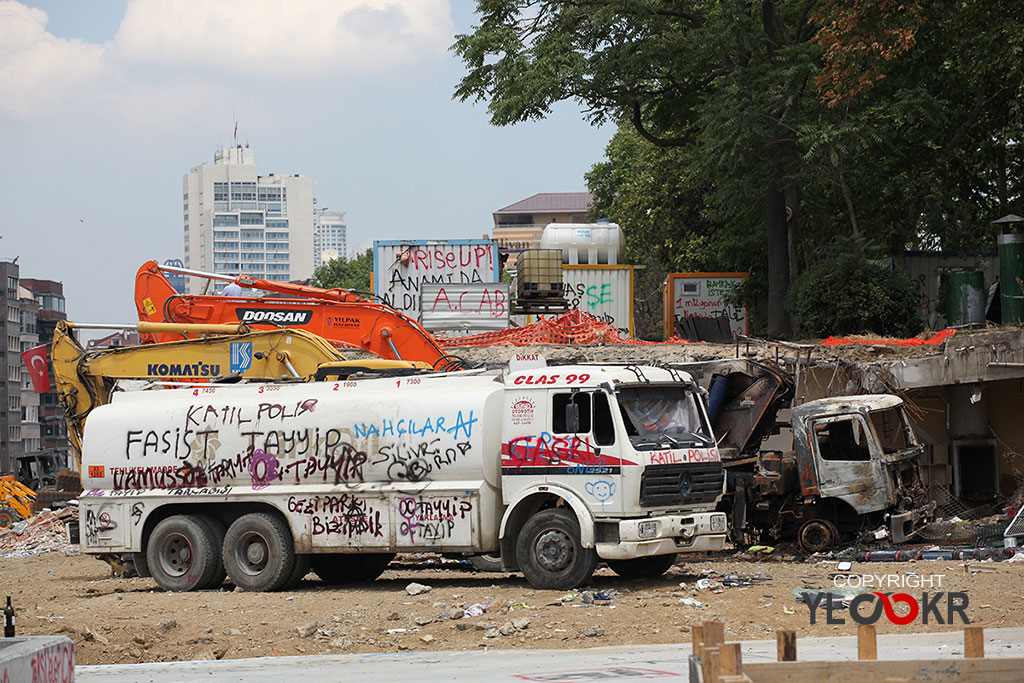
[565,402,580,433]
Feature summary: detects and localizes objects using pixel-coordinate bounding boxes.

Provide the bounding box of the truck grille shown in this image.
[639,463,723,507]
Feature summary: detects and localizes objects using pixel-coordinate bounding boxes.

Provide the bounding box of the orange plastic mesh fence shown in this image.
[435,310,690,347]
[820,328,957,347]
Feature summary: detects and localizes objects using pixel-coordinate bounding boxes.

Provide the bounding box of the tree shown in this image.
[311,249,373,292]
[455,1,831,335]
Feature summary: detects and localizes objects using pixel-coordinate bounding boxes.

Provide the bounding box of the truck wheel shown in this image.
[310,553,395,584]
[223,513,296,592]
[798,519,839,553]
[195,514,227,588]
[516,509,597,590]
[607,553,678,579]
[0,507,20,530]
[132,552,152,578]
[467,553,503,572]
[147,515,220,592]
[283,555,312,589]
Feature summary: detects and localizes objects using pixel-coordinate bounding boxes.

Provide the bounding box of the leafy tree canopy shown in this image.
[311,249,373,292]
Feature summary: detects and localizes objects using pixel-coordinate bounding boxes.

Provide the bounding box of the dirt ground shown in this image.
[3,548,1022,666]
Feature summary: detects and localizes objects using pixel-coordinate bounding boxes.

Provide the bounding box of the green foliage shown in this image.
[789,240,922,338]
[311,249,373,292]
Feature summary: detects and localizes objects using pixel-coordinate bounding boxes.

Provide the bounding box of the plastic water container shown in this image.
[540,222,625,265]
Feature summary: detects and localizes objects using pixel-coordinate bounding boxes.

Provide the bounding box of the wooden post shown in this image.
[777,629,797,661]
[703,619,725,648]
[720,642,743,676]
[858,623,877,660]
[964,625,985,659]
[692,623,705,660]
[705,646,721,683]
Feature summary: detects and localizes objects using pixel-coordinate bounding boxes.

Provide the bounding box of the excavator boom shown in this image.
[51,320,429,469]
[135,260,464,371]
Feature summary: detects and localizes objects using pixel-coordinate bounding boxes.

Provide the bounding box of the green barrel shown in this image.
[999,234,1024,324]
[944,269,985,326]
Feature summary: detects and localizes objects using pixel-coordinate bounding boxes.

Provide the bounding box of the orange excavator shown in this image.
[134,260,465,372]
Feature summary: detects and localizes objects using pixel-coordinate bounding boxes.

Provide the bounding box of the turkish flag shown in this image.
[21,344,50,393]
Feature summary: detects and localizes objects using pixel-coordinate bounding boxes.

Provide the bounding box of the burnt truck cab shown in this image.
[787,395,934,548]
[704,360,933,552]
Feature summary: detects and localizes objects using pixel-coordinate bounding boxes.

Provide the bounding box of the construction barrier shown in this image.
[821,328,957,347]
[436,310,690,347]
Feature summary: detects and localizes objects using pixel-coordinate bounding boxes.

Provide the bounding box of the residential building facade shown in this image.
[183,146,315,293]
[18,286,41,455]
[312,210,347,269]
[1,260,20,473]
[19,278,69,460]
[491,192,593,269]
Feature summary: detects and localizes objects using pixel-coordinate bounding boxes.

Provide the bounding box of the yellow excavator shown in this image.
[0,476,35,529]
[52,320,430,470]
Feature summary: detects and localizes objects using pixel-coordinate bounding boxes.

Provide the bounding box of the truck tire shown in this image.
[223,513,296,592]
[310,553,395,584]
[516,509,597,590]
[195,514,227,588]
[283,554,312,589]
[0,507,20,530]
[467,553,504,572]
[146,515,221,592]
[607,553,678,579]
[132,552,151,578]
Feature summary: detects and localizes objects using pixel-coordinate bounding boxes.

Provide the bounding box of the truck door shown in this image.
[811,414,889,512]
[546,389,623,516]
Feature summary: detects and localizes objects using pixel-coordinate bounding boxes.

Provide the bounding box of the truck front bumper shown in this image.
[890,501,936,544]
[595,512,728,560]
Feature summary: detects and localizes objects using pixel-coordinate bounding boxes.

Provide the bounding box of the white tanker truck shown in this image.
[77,357,727,591]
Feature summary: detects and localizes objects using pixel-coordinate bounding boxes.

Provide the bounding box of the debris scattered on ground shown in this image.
[405,582,432,596]
[0,506,77,558]
[463,602,488,617]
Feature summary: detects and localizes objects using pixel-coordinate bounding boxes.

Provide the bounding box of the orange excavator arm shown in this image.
[134,260,465,372]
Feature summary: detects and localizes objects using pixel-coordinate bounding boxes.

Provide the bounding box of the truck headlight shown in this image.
[638,521,660,539]
[710,514,727,533]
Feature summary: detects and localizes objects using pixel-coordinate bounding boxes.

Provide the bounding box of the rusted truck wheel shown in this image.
[798,518,839,553]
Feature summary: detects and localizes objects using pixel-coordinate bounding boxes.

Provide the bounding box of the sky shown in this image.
[0,0,611,325]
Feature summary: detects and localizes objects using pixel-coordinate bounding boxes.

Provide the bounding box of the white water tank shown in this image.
[540,222,626,265]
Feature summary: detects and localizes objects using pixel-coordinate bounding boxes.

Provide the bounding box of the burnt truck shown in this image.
[697,360,933,552]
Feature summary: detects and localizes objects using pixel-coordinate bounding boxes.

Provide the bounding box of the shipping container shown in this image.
[664,273,748,341]
[374,240,500,319]
[420,282,510,333]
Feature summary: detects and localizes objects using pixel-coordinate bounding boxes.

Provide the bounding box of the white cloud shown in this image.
[0,1,105,117]
[114,0,453,75]
[0,0,453,120]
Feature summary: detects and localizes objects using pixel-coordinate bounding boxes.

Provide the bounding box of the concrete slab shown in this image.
[78,627,1024,682]
[0,635,74,683]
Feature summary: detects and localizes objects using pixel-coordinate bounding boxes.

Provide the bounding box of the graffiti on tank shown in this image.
[398,496,473,544]
[248,449,279,489]
[83,507,116,544]
[297,494,385,539]
[354,410,478,441]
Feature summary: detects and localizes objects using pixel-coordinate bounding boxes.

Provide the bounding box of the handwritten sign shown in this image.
[667,273,748,338]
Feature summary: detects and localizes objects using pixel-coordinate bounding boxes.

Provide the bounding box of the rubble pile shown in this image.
[0,506,78,558]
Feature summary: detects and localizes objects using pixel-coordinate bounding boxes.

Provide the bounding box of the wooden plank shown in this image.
[963,625,984,659]
[706,647,721,683]
[721,642,743,676]
[703,620,726,648]
[742,658,1024,682]
[693,623,705,660]
[857,624,877,660]
[776,630,797,662]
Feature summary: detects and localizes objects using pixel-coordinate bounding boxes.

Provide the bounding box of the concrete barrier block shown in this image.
[0,635,74,682]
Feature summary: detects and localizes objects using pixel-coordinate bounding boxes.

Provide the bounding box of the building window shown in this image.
[213,182,228,201]
[214,214,239,227]
[240,213,264,225]
[266,220,289,229]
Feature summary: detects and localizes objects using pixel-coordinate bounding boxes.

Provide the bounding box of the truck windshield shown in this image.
[869,407,916,453]
[617,385,712,449]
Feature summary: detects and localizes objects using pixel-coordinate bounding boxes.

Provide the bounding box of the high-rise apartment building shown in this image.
[1,260,21,473]
[18,286,41,455]
[313,210,347,269]
[183,146,315,292]
[19,278,68,460]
